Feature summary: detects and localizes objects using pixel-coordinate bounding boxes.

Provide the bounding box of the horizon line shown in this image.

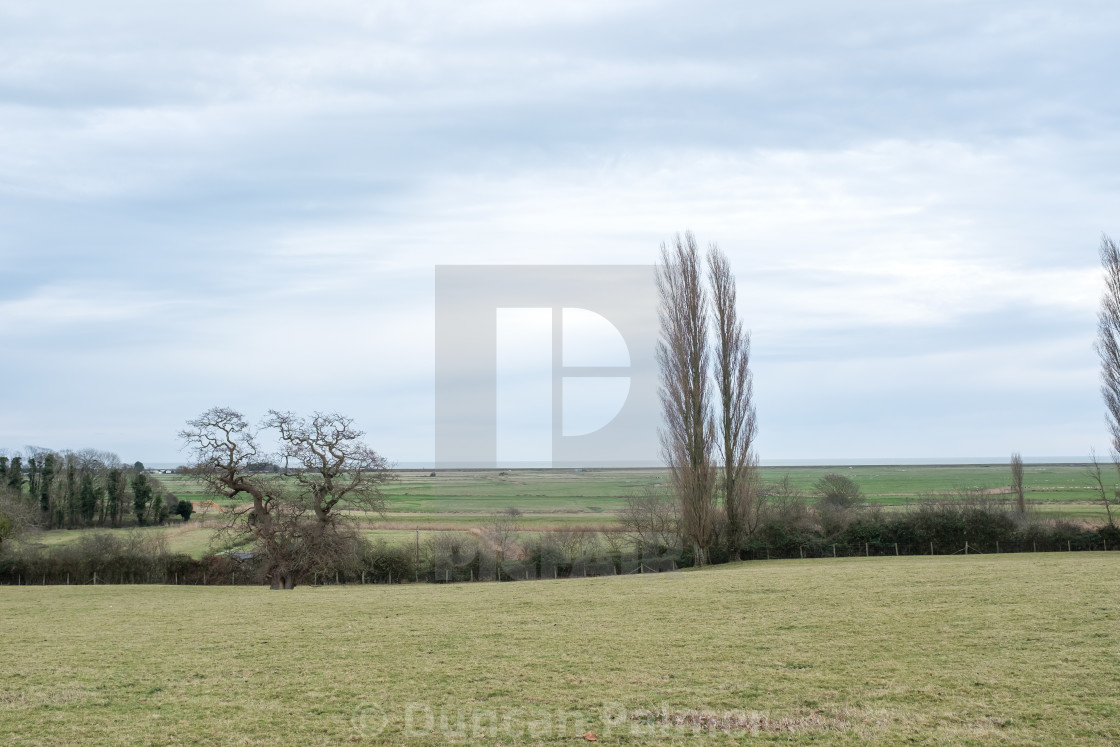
[136,456,1099,470]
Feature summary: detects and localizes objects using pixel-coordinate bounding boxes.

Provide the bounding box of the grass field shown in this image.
[1,553,1116,745]
[159,464,1114,512]
[18,523,225,557]
[9,465,1110,561]
[14,465,1108,560]
[155,465,1115,549]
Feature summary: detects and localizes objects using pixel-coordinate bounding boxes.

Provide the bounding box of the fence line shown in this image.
[2,535,1115,586]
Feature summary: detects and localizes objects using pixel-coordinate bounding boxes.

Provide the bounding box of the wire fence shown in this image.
[1,536,1114,587]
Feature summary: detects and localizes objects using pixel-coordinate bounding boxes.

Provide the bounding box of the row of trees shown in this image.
[657,232,758,565]
[0,449,188,539]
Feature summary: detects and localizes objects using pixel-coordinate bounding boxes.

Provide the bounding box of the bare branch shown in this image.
[265,409,394,524]
[1089,448,1116,528]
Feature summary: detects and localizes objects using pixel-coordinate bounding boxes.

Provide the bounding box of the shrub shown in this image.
[814,473,863,509]
[361,540,415,583]
[176,500,194,522]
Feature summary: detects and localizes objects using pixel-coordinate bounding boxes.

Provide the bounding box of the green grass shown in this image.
[1,553,1116,745]
[765,464,1100,495]
[15,524,223,558]
[366,510,619,530]
[381,469,665,511]
[13,465,1111,557]
[158,464,1114,511]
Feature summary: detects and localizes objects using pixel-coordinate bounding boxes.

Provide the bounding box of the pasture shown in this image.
[1,552,1116,745]
[134,465,1116,558]
[16,464,1107,560]
[162,463,1115,514]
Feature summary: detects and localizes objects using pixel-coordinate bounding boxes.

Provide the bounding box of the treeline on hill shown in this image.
[0,450,191,538]
[2,473,1118,587]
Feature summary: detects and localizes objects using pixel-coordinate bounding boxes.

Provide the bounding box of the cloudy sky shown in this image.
[2,0,1118,465]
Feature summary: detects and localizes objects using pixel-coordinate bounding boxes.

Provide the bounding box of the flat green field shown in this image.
[1,553,1116,745]
[16,524,224,558]
[158,464,1116,533]
[381,464,1110,508]
[12,465,1111,559]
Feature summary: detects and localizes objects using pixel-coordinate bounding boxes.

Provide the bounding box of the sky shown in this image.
[2,0,1119,465]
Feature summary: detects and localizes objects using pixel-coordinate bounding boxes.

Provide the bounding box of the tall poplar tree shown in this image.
[656,232,716,565]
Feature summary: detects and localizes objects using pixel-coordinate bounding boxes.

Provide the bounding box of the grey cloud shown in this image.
[2,0,1118,460]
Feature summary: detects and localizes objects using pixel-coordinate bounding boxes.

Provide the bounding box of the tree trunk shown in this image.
[270,569,296,590]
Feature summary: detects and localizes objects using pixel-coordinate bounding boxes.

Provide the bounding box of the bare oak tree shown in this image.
[708,244,758,560]
[657,232,716,565]
[1010,452,1025,516]
[180,407,302,589]
[180,406,390,589]
[266,410,392,523]
[180,407,274,514]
